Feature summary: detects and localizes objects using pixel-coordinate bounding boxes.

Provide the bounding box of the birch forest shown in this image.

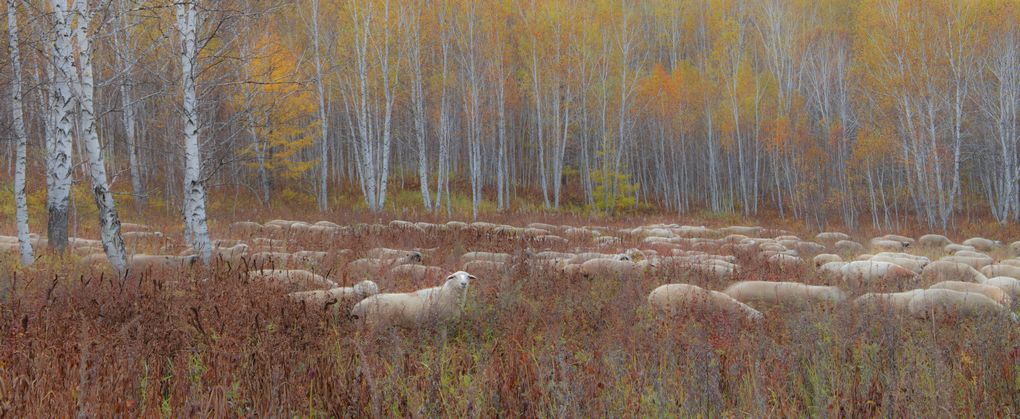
[1,0,1020,240]
[6,1,1020,416]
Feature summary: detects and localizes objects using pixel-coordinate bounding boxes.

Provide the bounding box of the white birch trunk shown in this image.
[311,0,329,211]
[47,0,76,252]
[6,0,33,265]
[176,0,212,263]
[73,0,128,272]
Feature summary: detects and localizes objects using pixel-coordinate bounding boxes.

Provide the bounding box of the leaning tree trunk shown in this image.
[47,0,77,253]
[73,0,128,272]
[6,0,33,265]
[176,0,212,263]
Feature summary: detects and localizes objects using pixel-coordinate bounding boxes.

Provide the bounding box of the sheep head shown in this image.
[445,271,477,291]
[353,280,379,297]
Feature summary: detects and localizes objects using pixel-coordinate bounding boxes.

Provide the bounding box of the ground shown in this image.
[1,206,1019,416]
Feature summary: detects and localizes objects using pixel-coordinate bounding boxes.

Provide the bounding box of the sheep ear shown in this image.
[468,275,477,281]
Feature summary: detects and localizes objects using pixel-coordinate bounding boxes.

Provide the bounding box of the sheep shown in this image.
[249,251,293,268]
[918,234,952,248]
[870,238,907,252]
[567,252,630,265]
[533,251,575,261]
[722,281,847,308]
[291,250,329,266]
[839,261,918,289]
[347,258,417,279]
[879,234,915,246]
[462,260,508,278]
[813,254,842,267]
[962,237,1002,252]
[680,259,740,281]
[350,271,476,330]
[249,269,337,292]
[867,255,925,274]
[817,261,848,281]
[907,289,1009,321]
[854,290,924,315]
[940,255,993,270]
[928,281,1012,307]
[945,244,976,253]
[920,261,988,284]
[288,280,380,313]
[647,284,763,323]
[388,264,445,284]
[986,277,1020,302]
[793,241,827,256]
[980,264,1020,280]
[766,253,803,271]
[834,240,865,254]
[719,226,763,236]
[460,251,513,265]
[251,238,286,249]
[365,248,423,263]
[815,232,850,243]
[998,259,1020,268]
[315,221,342,228]
[579,258,652,279]
[126,254,199,273]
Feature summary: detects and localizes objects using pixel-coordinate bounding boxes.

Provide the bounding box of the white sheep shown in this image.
[986,277,1020,302]
[813,254,842,267]
[928,281,1012,307]
[350,271,477,330]
[944,244,977,253]
[722,281,846,308]
[917,234,952,248]
[127,254,199,273]
[579,258,651,279]
[920,261,988,284]
[839,260,918,289]
[939,255,993,270]
[347,257,417,279]
[907,289,1009,321]
[647,284,763,323]
[288,280,379,313]
[365,247,424,263]
[961,237,1002,252]
[815,232,850,243]
[249,269,337,292]
[388,264,445,284]
[460,251,513,265]
[834,240,865,254]
[853,290,924,315]
[980,264,1020,280]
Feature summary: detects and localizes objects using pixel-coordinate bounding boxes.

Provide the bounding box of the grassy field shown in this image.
[1,204,1020,416]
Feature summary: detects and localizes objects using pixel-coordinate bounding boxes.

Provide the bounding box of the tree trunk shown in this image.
[73,0,128,272]
[47,0,77,253]
[7,0,33,265]
[177,0,212,263]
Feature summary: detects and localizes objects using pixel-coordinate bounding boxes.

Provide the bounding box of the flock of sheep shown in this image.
[4,219,1020,330]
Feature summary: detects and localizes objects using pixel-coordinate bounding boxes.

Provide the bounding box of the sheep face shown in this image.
[446,271,477,290]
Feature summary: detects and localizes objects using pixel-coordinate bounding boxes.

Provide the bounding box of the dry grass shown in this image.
[2,204,1020,416]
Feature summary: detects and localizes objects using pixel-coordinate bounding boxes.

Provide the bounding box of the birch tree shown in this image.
[6,0,32,265]
[47,0,77,252]
[310,0,330,211]
[176,0,213,262]
[72,0,128,272]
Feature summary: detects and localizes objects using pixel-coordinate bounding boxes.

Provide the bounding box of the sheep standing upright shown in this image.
[351,271,477,330]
